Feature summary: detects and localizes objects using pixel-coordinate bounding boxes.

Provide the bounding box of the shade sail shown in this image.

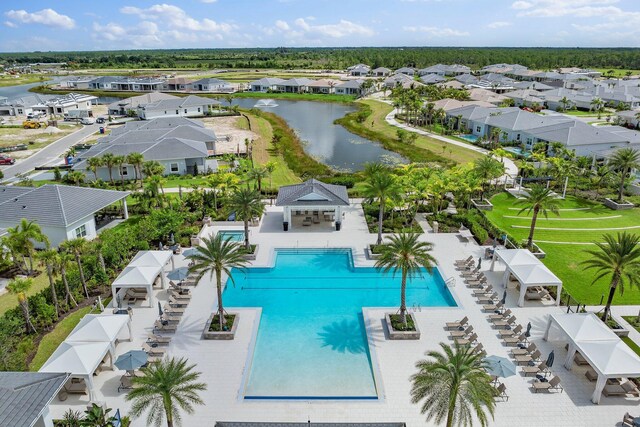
[66,314,131,344]
[40,341,111,376]
[112,266,161,286]
[129,250,173,268]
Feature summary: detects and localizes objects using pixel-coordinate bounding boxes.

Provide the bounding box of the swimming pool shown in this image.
[503,146,531,158]
[223,249,456,399]
[459,134,479,143]
[218,230,245,242]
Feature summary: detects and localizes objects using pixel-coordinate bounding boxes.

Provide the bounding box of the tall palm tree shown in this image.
[9,219,49,274]
[187,235,248,330]
[7,277,36,334]
[55,250,78,308]
[228,188,264,252]
[411,342,496,427]
[559,96,571,112]
[126,152,145,185]
[264,161,277,190]
[363,172,401,245]
[472,157,504,200]
[127,357,206,427]
[37,249,60,317]
[113,155,127,186]
[101,153,117,184]
[609,148,640,203]
[66,170,86,186]
[517,185,561,250]
[581,232,640,321]
[142,160,165,178]
[62,238,89,299]
[375,233,436,326]
[247,167,268,193]
[86,157,103,181]
[590,97,605,118]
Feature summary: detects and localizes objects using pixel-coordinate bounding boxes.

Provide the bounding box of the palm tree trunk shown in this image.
[602,275,619,321]
[21,301,36,334]
[377,202,384,245]
[46,264,59,317]
[216,268,224,330]
[98,252,106,274]
[446,386,459,427]
[108,168,114,184]
[527,207,539,250]
[75,253,89,298]
[618,169,627,203]
[400,269,407,326]
[244,219,250,252]
[61,267,77,308]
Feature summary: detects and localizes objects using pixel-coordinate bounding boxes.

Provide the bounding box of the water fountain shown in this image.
[254,99,278,108]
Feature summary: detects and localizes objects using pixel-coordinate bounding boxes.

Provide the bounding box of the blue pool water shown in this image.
[223,249,456,399]
[503,146,531,158]
[459,134,479,143]
[218,230,244,242]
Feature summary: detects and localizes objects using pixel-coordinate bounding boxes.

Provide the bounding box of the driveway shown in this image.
[0,123,100,180]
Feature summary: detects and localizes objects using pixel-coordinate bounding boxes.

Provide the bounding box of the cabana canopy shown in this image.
[491,249,562,307]
[66,314,132,349]
[544,313,640,404]
[111,265,163,307]
[129,250,174,270]
[39,341,113,401]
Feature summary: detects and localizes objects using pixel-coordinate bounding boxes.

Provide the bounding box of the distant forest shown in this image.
[2,47,640,71]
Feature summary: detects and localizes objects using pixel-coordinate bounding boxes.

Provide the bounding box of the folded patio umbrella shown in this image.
[484,355,517,379]
[181,248,200,258]
[546,350,555,368]
[525,322,532,338]
[115,350,148,372]
[500,290,507,305]
[157,301,163,317]
[167,267,190,281]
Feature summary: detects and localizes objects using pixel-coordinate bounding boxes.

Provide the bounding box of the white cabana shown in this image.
[111,265,163,307]
[129,250,174,273]
[39,341,113,401]
[66,314,133,353]
[544,313,640,404]
[491,249,562,307]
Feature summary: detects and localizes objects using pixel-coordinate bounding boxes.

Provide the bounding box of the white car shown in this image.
[81,118,95,125]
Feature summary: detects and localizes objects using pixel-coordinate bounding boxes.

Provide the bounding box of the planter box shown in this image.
[384,313,420,340]
[366,245,381,260]
[471,199,494,211]
[243,244,259,261]
[521,243,546,259]
[609,316,630,338]
[202,312,239,340]
[604,198,634,210]
[190,236,201,246]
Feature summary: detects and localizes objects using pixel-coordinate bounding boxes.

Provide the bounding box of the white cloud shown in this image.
[4,20,17,28]
[200,0,218,2]
[120,4,235,33]
[275,20,290,31]
[510,0,621,18]
[293,18,374,38]
[263,18,374,43]
[487,21,512,29]
[5,8,75,29]
[403,26,469,37]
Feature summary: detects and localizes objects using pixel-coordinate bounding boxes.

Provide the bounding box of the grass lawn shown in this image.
[28,305,96,371]
[622,337,640,357]
[594,68,640,78]
[0,272,49,316]
[0,124,80,150]
[0,74,50,87]
[354,100,482,165]
[562,109,608,117]
[485,192,640,305]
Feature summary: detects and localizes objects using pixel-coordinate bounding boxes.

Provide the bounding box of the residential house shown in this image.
[0,185,129,247]
[371,67,392,77]
[276,78,314,93]
[420,74,446,85]
[455,73,479,86]
[0,93,96,117]
[190,78,234,93]
[616,110,640,128]
[108,93,179,116]
[111,77,164,92]
[249,77,285,92]
[0,372,69,427]
[47,93,97,117]
[513,81,554,91]
[504,89,546,108]
[418,64,471,76]
[468,88,510,106]
[395,67,416,76]
[335,79,367,96]
[0,94,51,116]
[137,95,221,120]
[59,76,95,90]
[307,79,339,94]
[479,63,528,76]
[348,64,371,76]
[384,73,421,89]
[540,88,596,111]
[88,76,122,90]
[162,77,194,91]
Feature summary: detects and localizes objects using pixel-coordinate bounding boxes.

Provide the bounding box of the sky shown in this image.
[1,0,640,52]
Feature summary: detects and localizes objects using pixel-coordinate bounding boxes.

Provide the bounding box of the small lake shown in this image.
[0,80,117,105]
[232,98,405,172]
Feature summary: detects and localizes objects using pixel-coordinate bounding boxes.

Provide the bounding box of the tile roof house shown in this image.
[371,67,392,77]
[249,77,285,92]
[349,64,371,76]
[395,67,416,76]
[0,372,69,427]
[137,95,221,120]
[108,93,180,116]
[162,77,194,91]
[335,79,371,96]
[190,78,234,93]
[276,78,315,93]
[0,185,129,247]
[420,74,447,85]
[307,79,340,94]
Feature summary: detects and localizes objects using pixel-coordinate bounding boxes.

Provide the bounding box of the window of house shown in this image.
[516,134,521,141]
[184,109,187,113]
[74,224,87,238]
[197,107,201,112]
[526,138,533,144]
[170,163,179,173]
[121,166,128,176]
[476,126,481,133]
[176,110,179,114]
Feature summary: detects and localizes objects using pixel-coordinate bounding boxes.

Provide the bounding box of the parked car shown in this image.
[81,118,95,125]
[96,117,105,124]
[0,155,15,165]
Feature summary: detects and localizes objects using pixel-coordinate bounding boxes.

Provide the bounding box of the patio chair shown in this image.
[147,333,171,345]
[574,352,589,366]
[302,217,312,226]
[522,361,549,377]
[498,324,523,338]
[623,412,636,427]
[449,326,474,338]
[515,349,541,366]
[488,309,512,322]
[472,343,486,357]
[461,267,481,277]
[169,291,191,301]
[164,306,185,315]
[454,332,478,346]
[494,383,509,401]
[492,315,517,329]
[476,292,498,304]
[603,381,640,397]
[161,314,182,324]
[511,342,537,356]
[154,320,177,333]
[64,378,87,395]
[143,343,167,357]
[168,297,188,308]
[465,275,487,287]
[473,285,494,296]
[454,256,473,267]
[127,289,148,299]
[445,316,468,330]
[482,301,504,313]
[532,375,563,393]
[118,375,134,392]
[502,333,527,346]
[585,369,598,382]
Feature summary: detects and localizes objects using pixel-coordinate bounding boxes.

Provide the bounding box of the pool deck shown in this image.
[48,202,638,426]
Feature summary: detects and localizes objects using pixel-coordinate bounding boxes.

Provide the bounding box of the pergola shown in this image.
[129,250,174,271]
[39,341,113,401]
[111,265,164,307]
[544,313,640,404]
[66,314,132,355]
[490,249,562,307]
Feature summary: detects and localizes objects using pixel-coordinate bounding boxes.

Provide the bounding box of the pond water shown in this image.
[0,81,117,105]
[232,98,405,172]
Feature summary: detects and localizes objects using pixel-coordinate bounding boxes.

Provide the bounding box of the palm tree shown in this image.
[559,96,571,112]
[411,342,496,427]
[7,277,37,334]
[127,357,206,427]
[489,127,502,150]
[82,403,116,427]
[8,219,49,274]
[375,233,436,327]
[142,160,165,178]
[86,157,103,181]
[247,167,268,193]
[228,188,264,252]
[517,185,561,250]
[126,152,145,185]
[581,232,640,322]
[62,238,89,299]
[590,97,605,118]
[187,235,248,330]
[37,249,60,317]
[363,172,401,245]
[609,148,640,203]
[113,155,126,185]
[264,161,277,191]
[472,157,504,200]
[55,250,78,308]
[101,153,117,184]
[66,170,86,186]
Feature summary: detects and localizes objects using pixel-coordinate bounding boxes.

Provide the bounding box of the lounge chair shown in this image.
[465,278,487,289]
[169,291,191,301]
[488,309,512,322]
[118,375,135,392]
[455,256,473,267]
[585,369,598,382]
[473,285,494,296]
[154,320,177,333]
[494,383,509,401]
[603,381,640,397]
[450,326,474,338]
[143,343,167,357]
[515,349,541,365]
[498,324,523,338]
[461,267,480,277]
[454,332,478,345]
[482,301,503,313]
[574,352,589,366]
[302,217,312,226]
[511,342,537,356]
[503,333,527,346]
[64,378,87,395]
[476,293,498,304]
[162,314,182,324]
[168,297,188,308]
[532,375,563,393]
[492,315,517,329]
[472,343,486,358]
[147,334,172,345]
[445,316,469,330]
[623,412,636,427]
[522,361,549,377]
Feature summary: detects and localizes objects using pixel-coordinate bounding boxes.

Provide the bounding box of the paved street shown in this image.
[0,123,100,180]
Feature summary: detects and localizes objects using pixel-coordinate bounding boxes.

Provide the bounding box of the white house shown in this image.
[108,93,180,116]
[137,95,221,120]
[249,78,285,92]
[348,64,371,76]
[190,78,234,93]
[0,185,130,247]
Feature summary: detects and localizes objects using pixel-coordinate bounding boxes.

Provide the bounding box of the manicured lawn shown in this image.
[594,68,640,78]
[485,192,640,305]
[0,124,80,150]
[622,337,640,357]
[0,273,49,316]
[562,110,606,117]
[0,74,50,87]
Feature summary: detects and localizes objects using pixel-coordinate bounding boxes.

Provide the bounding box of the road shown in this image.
[1,123,100,180]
